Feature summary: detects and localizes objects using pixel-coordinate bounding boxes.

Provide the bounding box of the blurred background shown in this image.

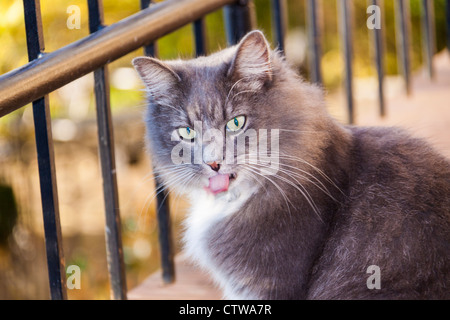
[0,0,448,299]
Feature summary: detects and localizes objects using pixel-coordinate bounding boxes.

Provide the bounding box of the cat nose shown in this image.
[206,161,220,172]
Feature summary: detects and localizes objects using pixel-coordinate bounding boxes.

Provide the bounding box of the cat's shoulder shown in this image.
[345,125,450,208]
[349,125,432,149]
[348,126,450,169]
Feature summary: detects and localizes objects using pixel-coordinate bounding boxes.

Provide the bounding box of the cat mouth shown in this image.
[204,173,237,195]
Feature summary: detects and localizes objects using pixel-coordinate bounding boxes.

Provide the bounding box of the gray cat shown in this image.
[132,30,450,299]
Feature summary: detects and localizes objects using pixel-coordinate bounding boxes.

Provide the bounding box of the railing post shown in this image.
[88,0,127,300]
[271,0,287,54]
[194,18,207,57]
[394,0,411,95]
[224,0,255,45]
[140,0,158,57]
[369,0,386,117]
[154,181,175,284]
[338,0,355,124]
[421,0,436,80]
[306,0,322,85]
[140,0,176,284]
[22,0,67,300]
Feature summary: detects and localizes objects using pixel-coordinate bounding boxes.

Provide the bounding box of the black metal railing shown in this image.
[87,0,127,300]
[0,0,448,300]
[22,0,66,300]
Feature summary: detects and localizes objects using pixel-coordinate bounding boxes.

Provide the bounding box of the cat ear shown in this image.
[132,56,181,103]
[228,30,273,90]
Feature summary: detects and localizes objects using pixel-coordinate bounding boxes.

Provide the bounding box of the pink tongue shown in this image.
[206,174,230,195]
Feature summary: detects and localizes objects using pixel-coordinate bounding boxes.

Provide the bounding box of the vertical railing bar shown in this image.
[224,0,255,45]
[139,0,175,285]
[194,18,207,57]
[140,0,158,57]
[306,0,322,85]
[394,0,411,95]
[421,0,435,80]
[22,0,67,300]
[88,0,127,300]
[155,182,175,284]
[271,0,287,55]
[370,0,385,117]
[338,0,354,124]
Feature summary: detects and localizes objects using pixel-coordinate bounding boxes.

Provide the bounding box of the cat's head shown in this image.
[132,30,328,199]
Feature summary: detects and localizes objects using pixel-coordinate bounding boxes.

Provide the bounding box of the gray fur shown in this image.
[133,31,450,299]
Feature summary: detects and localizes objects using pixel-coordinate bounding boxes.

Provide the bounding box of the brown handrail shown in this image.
[0,0,235,117]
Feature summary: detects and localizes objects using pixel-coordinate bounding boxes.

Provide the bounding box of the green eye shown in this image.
[178,126,196,140]
[226,116,246,132]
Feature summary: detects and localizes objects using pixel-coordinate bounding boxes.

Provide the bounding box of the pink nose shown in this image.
[206,161,220,172]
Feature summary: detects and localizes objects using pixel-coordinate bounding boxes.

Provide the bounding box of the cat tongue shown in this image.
[206,174,230,195]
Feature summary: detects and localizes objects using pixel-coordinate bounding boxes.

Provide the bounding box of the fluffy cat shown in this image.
[132,30,450,299]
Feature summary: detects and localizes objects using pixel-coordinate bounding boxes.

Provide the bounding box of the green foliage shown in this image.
[0,184,18,245]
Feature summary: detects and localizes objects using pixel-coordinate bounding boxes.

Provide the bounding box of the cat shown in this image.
[132,30,450,299]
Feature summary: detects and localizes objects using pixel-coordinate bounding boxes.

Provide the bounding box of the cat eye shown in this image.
[178,126,196,141]
[226,116,246,132]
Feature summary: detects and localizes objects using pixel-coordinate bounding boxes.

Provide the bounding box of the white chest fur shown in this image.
[183,184,258,299]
